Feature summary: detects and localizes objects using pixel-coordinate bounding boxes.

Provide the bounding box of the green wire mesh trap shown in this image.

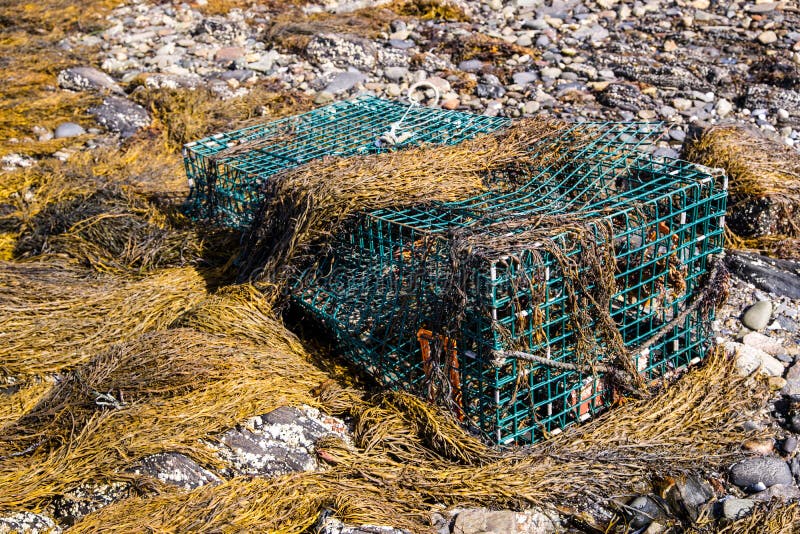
[289,121,728,445]
[183,97,728,445]
[182,95,508,229]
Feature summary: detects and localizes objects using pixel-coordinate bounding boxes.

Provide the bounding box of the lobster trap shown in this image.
[183,95,508,229]
[183,97,728,445]
[290,120,728,445]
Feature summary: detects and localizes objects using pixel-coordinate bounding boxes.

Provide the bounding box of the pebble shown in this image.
[743,301,773,331]
[627,496,665,529]
[721,498,754,520]
[743,438,775,455]
[729,456,793,490]
[383,66,408,82]
[323,71,366,94]
[758,31,778,45]
[716,98,733,118]
[54,122,86,139]
[782,436,798,455]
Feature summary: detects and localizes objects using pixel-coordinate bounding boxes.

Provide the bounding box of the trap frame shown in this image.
[290,122,727,445]
[183,97,727,445]
[183,95,508,229]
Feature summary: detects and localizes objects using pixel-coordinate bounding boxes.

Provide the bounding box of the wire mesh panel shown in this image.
[292,120,728,445]
[183,95,509,229]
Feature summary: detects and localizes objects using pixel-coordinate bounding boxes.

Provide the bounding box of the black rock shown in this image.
[665,475,714,521]
[218,427,316,477]
[725,252,800,300]
[51,482,133,526]
[626,495,666,529]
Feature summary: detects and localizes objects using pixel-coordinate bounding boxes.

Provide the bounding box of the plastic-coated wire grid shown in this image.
[291,120,727,445]
[182,97,728,445]
[182,95,509,229]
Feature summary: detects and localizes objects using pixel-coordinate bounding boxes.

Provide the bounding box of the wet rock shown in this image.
[54,122,86,139]
[306,33,377,70]
[729,456,793,490]
[0,512,60,534]
[323,71,367,94]
[743,85,800,123]
[51,481,133,526]
[130,452,221,490]
[721,498,754,520]
[450,507,558,534]
[725,253,800,300]
[626,496,666,529]
[743,301,773,331]
[89,96,150,138]
[218,426,317,477]
[664,475,714,522]
[57,67,122,94]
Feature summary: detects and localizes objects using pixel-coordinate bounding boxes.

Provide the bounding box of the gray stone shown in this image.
[540,67,562,79]
[218,427,316,477]
[627,496,665,529]
[388,39,415,50]
[130,452,221,490]
[306,33,377,70]
[781,436,798,455]
[450,507,557,534]
[0,512,61,534]
[743,301,773,331]
[729,456,793,490]
[513,71,539,86]
[89,96,150,138]
[751,484,800,502]
[383,66,408,82]
[783,363,800,397]
[324,71,366,94]
[54,122,86,139]
[721,498,755,520]
[458,59,484,72]
[57,66,123,94]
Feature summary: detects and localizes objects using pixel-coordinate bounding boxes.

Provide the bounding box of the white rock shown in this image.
[726,341,785,377]
[716,99,733,117]
[742,332,784,356]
